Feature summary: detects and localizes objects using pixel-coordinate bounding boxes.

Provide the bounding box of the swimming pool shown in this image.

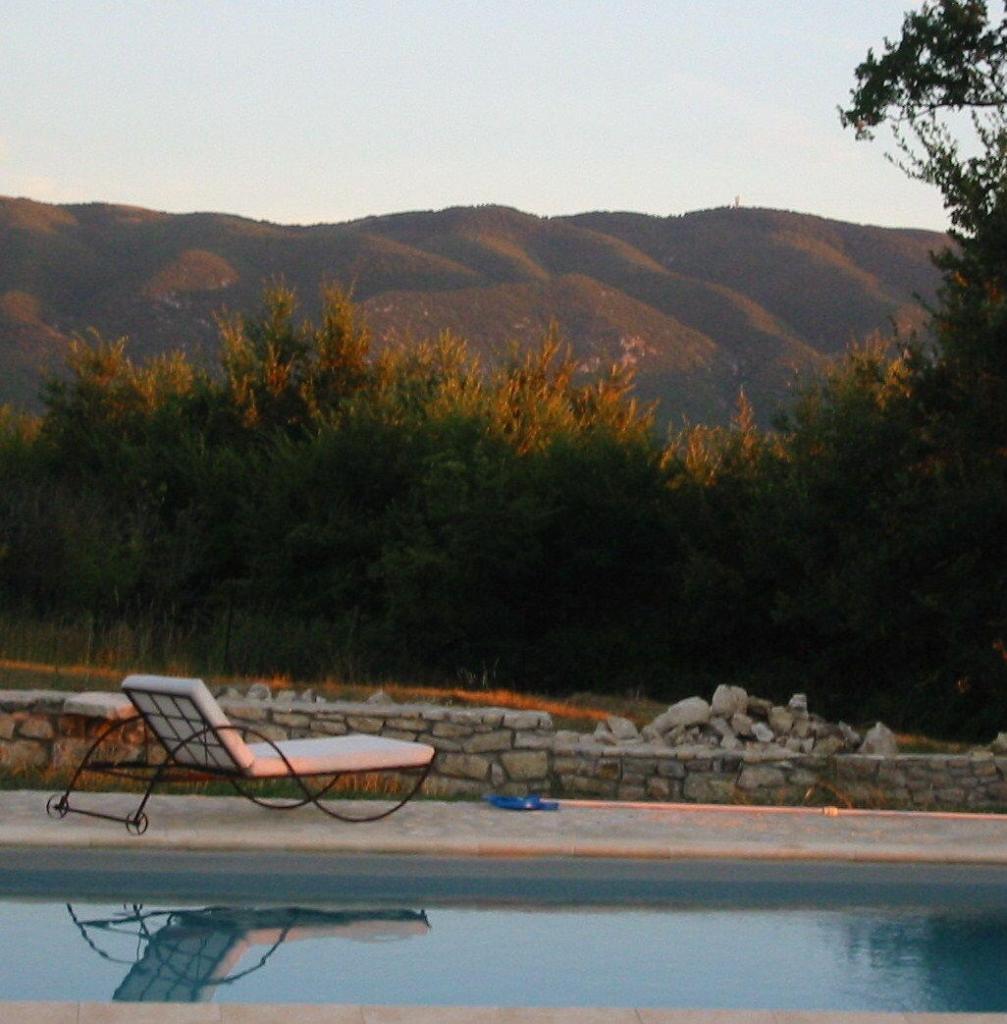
[1,849,1006,1011]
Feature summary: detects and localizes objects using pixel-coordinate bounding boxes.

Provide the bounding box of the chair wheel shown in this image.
[125,812,149,836]
[46,795,69,819]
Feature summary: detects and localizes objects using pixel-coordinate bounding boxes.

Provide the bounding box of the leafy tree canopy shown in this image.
[841,0,1007,237]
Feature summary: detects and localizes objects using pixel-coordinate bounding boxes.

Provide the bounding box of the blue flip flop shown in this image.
[484,793,559,811]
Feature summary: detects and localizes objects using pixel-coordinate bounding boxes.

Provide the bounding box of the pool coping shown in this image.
[4,788,1007,864]
[2,1002,1006,1023]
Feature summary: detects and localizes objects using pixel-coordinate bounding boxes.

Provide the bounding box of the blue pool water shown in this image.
[1,851,1005,1011]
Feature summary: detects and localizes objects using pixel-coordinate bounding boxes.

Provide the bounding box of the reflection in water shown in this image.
[828,909,1007,1013]
[67,904,430,1003]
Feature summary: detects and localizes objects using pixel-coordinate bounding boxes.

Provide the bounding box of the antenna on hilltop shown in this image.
[733,195,741,209]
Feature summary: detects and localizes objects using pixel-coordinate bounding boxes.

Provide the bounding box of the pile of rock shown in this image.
[215,683,398,706]
[592,685,892,757]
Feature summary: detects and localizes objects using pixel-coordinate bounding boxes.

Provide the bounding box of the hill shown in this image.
[0,197,947,424]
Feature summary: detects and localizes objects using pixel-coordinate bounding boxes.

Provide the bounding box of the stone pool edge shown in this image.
[4,788,1007,865]
[2,1001,1005,1023]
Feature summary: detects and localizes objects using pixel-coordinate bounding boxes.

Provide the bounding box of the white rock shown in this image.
[768,706,795,735]
[594,728,619,746]
[246,682,272,701]
[837,721,862,748]
[815,735,844,756]
[730,712,755,737]
[752,721,775,743]
[792,718,812,739]
[743,743,791,761]
[366,689,393,704]
[605,715,640,742]
[652,697,711,732]
[858,722,898,756]
[787,692,809,715]
[711,684,748,717]
[63,692,134,720]
[709,716,734,739]
[991,732,1007,755]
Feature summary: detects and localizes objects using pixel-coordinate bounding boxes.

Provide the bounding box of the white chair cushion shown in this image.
[122,674,255,772]
[245,734,435,778]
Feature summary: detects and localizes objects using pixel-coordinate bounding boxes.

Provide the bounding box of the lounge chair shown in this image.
[46,674,435,834]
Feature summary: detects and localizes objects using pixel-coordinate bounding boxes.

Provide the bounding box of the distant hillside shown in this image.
[0,197,947,424]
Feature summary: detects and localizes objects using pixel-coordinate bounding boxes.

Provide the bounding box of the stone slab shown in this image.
[62,693,135,719]
[0,1004,78,1024]
[6,1006,1007,1023]
[4,790,1007,864]
[79,1004,221,1022]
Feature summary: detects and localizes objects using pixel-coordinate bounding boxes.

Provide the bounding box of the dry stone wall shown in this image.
[3,688,1007,811]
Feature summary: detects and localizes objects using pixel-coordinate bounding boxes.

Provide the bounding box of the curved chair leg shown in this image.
[227,771,343,811]
[47,715,142,821]
[229,759,433,823]
[304,760,434,823]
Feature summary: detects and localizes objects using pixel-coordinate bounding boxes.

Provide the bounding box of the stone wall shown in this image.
[3,688,1007,811]
[0,689,555,798]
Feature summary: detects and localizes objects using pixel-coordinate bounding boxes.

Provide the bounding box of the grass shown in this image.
[0,611,669,730]
[893,732,973,754]
[0,608,970,747]
[1,655,974,750]
[0,656,652,731]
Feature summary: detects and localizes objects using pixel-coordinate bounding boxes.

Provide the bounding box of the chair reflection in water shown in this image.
[67,904,431,1002]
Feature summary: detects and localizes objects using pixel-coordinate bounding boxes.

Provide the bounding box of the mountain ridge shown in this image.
[0,197,948,423]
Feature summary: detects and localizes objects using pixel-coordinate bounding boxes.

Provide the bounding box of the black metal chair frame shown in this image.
[47,712,434,835]
[66,902,292,994]
[66,902,431,1002]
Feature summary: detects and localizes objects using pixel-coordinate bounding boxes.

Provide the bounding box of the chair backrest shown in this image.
[122,675,255,772]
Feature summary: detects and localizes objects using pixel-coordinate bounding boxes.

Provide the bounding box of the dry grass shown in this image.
[0,657,625,730]
[894,731,972,754]
[0,658,969,747]
[0,658,124,691]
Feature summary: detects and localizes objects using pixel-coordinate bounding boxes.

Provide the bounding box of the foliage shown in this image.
[6,65,1007,748]
[0,198,943,425]
[842,2,1006,226]
[841,1,1007,364]
[836,0,1007,732]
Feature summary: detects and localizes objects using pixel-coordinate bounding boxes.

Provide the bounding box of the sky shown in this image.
[0,1,949,231]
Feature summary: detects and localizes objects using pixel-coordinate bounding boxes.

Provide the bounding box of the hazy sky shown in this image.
[1,1,948,230]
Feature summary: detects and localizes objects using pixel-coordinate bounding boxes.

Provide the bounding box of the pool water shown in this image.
[1,851,1005,1011]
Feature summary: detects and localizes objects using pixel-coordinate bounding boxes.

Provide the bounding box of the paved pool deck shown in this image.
[4,791,1007,1023]
[5,1005,1006,1023]
[1,1006,1005,1024]
[3,789,1007,862]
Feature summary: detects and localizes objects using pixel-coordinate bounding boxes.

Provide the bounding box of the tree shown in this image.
[840,1,1007,372]
[841,0,1007,236]
[838,2,1007,734]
